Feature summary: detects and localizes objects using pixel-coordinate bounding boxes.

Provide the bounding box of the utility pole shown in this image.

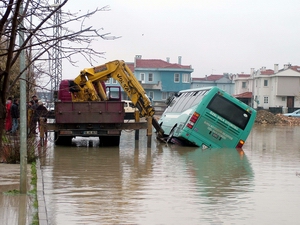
[19,1,27,194]
[50,0,62,101]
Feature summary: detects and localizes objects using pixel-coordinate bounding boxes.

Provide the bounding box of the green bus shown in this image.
[158,86,257,149]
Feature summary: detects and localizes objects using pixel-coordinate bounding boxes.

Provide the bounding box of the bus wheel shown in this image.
[171,137,183,145]
[167,127,176,143]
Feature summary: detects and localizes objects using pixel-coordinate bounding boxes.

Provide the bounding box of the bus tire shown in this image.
[171,137,184,145]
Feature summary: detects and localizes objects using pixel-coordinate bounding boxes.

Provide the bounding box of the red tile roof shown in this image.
[261,69,274,75]
[237,74,250,78]
[127,63,135,72]
[233,92,252,98]
[290,66,300,72]
[192,75,223,81]
[135,59,192,69]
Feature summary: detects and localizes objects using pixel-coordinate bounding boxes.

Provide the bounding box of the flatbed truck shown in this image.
[45,60,163,146]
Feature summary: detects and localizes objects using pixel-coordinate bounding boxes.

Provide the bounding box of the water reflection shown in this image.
[0,164,32,225]
[177,147,253,200]
[41,126,300,224]
[246,124,300,152]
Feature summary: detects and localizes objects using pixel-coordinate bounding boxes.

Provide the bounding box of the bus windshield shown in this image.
[207,94,250,130]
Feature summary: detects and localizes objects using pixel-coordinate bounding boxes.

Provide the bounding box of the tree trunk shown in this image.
[0,101,6,153]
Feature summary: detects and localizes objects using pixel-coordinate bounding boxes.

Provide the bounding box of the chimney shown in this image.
[274,64,279,73]
[134,55,142,67]
[166,57,170,63]
[178,56,182,65]
[283,64,289,70]
[250,68,254,76]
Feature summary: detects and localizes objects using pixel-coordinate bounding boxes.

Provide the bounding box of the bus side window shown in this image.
[194,94,205,105]
[169,98,176,108]
[181,92,197,112]
[176,92,192,112]
[168,93,181,107]
[170,93,186,112]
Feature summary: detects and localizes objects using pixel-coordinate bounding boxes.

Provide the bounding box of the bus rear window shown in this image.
[207,94,250,130]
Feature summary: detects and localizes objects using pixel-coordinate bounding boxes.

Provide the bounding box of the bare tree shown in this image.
[0,0,119,149]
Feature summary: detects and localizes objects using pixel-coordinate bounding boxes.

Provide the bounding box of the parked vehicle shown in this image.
[123,100,138,120]
[158,86,257,149]
[46,102,55,119]
[283,109,300,117]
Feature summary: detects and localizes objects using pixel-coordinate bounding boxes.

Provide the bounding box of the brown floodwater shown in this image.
[39,124,300,225]
[0,164,33,225]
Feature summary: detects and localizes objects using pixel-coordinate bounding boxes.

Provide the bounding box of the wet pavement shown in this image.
[0,164,33,225]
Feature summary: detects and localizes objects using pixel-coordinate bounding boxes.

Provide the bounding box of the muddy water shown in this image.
[41,125,300,225]
[0,164,33,225]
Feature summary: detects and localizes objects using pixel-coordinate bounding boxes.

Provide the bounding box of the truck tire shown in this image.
[54,132,73,146]
[99,136,120,147]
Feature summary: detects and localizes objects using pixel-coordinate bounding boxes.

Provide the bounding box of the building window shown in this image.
[182,74,189,83]
[105,79,110,84]
[264,80,268,87]
[264,96,268,103]
[282,97,286,101]
[112,79,117,84]
[242,82,246,88]
[148,73,153,82]
[140,73,145,83]
[162,92,168,100]
[149,91,154,100]
[174,73,180,83]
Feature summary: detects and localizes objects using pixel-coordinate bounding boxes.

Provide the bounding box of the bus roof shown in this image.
[178,86,216,93]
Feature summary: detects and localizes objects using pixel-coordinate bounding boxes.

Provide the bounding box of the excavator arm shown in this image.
[70,60,164,136]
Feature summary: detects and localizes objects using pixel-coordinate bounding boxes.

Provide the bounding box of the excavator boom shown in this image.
[70,60,164,136]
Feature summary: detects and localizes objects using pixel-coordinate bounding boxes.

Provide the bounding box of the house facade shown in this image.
[107,55,194,104]
[232,72,253,106]
[233,64,300,112]
[191,73,234,95]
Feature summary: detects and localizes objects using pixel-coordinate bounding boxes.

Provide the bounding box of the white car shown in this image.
[283,109,300,117]
[122,100,138,119]
[47,102,55,119]
[122,100,137,113]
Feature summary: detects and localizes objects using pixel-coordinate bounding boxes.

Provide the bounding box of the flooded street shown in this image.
[40,125,300,225]
[0,164,33,225]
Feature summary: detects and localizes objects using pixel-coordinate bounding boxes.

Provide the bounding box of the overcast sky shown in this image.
[62,0,300,78]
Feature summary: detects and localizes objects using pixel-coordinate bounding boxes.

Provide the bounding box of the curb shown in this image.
[36,159,48,225]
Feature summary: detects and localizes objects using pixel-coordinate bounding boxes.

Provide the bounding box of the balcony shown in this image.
[140,81,162,90]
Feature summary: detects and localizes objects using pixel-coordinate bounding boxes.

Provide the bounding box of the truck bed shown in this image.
[55,101,125,123]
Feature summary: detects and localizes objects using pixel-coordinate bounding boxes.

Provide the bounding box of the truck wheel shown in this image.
[100,136,120,147]
[55,132,73,146]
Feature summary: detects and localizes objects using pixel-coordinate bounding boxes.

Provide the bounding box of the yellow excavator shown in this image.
[68,59,164,137]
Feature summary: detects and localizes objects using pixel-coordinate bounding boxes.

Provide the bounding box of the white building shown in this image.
[233,64,300,112]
